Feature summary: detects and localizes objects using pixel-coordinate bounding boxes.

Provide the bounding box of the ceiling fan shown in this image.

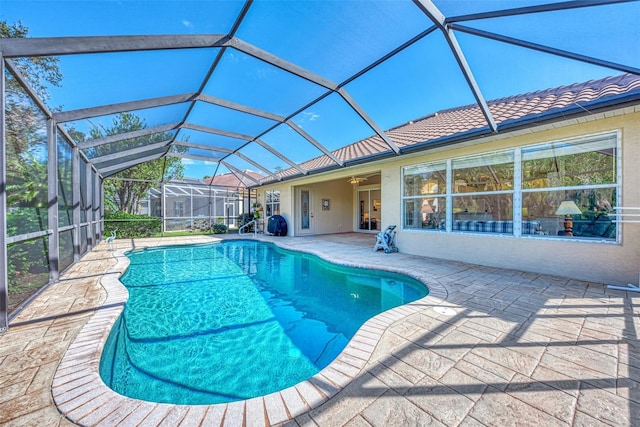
[347,176,368,185]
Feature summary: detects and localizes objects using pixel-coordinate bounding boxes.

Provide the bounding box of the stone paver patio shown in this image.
[1,233,639,426]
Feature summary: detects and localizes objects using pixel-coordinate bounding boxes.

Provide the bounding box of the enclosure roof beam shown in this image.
[284,120,343,167]
[54,93,197,123]
[94,145,169,170]
[170,0,253,172]
[106,176,160,184]
[174,186,191,196]
[339,26,438,88]
[60,127,96,171]
[181,122,254,141]
[254,139,307,175]
[4,59,52,119]
[167,152,221,163]
[78,122,181,149]
[56,125,90,164]
[173,141,234,153]
[337,88,400,154]
[0,34,229,58]
[227,37,339,90]
[162,186,185,196]
[196,94,284,122]
[230,151,279,180]
[412,0,498,133]
[87,139,173,164]
[99,151,165,175]
[451,24,640,75]
[447,0,634,23]
[207,163,223,187]
[221,160,262,185]
[102,164,132,177]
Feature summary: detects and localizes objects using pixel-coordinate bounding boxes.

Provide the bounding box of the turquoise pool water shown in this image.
[99,240,428,404]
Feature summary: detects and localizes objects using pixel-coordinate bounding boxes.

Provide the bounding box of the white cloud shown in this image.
[252,67,276,80]
[303,111,320,121]
[181,158,216,166]
[225,51,240,64]
[294,111,320,128]
[182,20,194,31]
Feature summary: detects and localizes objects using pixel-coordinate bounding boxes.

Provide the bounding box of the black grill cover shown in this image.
[267,215,288,236]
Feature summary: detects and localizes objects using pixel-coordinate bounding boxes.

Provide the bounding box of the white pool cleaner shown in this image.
[373,225,398,253]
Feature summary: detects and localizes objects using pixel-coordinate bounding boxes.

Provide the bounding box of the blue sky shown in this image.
[2,0,638,179]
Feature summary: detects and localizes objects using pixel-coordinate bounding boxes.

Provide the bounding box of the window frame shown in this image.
[401,131,621,242]
[265,189,281,217]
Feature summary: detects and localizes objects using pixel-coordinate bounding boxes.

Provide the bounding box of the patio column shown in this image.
[99,177,105,241]
[161,182,166,234]
[47,118,59,283]
[0,54,9,333]
[94,169,101,241]
[208,185,212,230]
[85,159,93,250]
[72,146,81,262]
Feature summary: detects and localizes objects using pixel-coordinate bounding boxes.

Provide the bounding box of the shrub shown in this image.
[6,208,49,281]
[105,212,161,238]
[212,223,228,234]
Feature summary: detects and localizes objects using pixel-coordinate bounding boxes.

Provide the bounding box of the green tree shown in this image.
[1,21,62,100]
[2,20,62,154]
[2,20,62,222]
[2,21,63,310]
[92,113,185,214]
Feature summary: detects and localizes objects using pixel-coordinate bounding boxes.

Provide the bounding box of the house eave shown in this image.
[248,93,640,189]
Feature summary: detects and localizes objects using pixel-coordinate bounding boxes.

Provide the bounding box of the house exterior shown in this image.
[254,74,640,286]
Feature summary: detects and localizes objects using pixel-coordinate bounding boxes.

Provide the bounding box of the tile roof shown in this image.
[208,170,264,189]
[261,73,640,184]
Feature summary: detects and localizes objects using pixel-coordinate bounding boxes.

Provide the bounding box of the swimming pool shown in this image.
[99,240,428,405]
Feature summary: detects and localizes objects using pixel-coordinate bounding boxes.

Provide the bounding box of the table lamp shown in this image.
[421,202,434,228]
[421,202,433,215]
[555,201,582,236]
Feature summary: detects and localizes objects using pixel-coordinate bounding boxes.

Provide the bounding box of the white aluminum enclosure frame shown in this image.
[1,0,639,331]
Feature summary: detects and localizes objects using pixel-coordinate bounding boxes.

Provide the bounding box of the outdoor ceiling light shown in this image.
[348,176,367,185]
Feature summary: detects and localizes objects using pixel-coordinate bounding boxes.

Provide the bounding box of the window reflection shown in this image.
[522,134,617,240]
[402,133,618,240]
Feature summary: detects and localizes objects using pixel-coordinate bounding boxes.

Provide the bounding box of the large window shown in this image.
[452,151,514,226]
[521,133,617,239]
[265,190,280,217]
[403,162,446,230]
[402,132,619,240]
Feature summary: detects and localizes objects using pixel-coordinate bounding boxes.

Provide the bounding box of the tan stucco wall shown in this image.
[390,112,640,286]
[258,177,354,236]
[301,178,355,235]
[258,110,640,286]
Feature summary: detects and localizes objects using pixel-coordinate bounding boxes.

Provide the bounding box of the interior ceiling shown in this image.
[1,0,639,188]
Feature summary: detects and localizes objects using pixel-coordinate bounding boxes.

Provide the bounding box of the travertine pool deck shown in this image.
[1,233,639,426]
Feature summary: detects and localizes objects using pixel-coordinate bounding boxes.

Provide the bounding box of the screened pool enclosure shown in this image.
[1,0,639,331]
[138,179,251,232]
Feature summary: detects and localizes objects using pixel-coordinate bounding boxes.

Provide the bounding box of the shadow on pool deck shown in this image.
[1,233,639,426]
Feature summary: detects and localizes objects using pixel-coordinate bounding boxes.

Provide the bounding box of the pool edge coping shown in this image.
[52,237,449,426]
